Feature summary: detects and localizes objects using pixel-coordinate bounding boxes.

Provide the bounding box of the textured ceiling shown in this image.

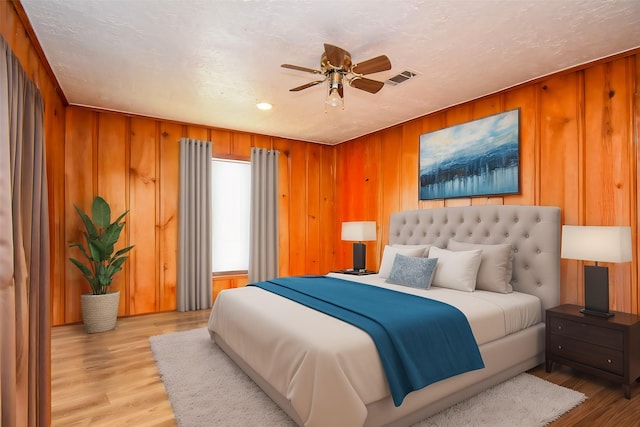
[20,0,640,145]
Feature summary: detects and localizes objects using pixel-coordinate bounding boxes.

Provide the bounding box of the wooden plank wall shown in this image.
[60,108,336,325]
[335,53,639,315]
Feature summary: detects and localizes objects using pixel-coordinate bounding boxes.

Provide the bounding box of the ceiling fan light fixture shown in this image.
[325,72,344,109]
[326,87,343,108]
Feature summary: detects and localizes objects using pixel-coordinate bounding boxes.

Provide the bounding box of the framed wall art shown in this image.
[419,108,520,200]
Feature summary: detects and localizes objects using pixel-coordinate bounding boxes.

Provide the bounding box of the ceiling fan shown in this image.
[281,43,392,109]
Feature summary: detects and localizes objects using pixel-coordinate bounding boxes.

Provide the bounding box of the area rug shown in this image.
[150,327,586,427]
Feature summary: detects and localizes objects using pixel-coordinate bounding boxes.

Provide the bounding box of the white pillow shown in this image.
[379,245,427,278]
[447,240,514,293]
[428,246,483,292]
[391,244,432,257]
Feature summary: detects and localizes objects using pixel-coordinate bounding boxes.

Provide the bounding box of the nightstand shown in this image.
[545,304,640,399]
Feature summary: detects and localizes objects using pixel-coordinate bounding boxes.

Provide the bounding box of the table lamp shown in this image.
[341,221,376,271]
[561,225,632,318]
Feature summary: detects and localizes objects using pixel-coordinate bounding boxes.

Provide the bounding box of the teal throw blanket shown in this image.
[250,276,484,406]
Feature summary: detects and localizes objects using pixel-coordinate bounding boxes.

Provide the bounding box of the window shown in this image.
[211,158,251,274]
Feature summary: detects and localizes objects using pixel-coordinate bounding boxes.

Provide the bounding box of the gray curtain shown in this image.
[248,148,279,283]
[0,35,51,426]
[177,138,212,311]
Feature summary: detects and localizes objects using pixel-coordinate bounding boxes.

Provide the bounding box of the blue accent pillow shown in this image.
[385,254,438,289]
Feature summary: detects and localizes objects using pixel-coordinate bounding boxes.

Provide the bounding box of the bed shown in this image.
[208,204,561,426]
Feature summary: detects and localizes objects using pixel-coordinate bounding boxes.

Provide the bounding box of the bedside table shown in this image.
[545,304,640,399]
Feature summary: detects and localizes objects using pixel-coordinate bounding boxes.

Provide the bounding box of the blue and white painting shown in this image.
[419,109,520,200]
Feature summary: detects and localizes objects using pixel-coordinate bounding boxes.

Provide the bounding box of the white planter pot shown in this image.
[80,291,120,333]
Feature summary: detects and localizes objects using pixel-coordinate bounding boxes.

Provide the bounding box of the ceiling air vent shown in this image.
[385,70,418,86]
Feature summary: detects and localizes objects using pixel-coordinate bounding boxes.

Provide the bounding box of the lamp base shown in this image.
[580,308,615,318]
[582,265,614,318]
[352,242,366,272]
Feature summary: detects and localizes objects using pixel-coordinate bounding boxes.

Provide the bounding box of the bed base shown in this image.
[213,331,305,426]
[213,323,544,427]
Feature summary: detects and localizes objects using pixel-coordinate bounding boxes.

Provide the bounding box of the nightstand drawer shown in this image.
[549,317,623,350]
[549,334,624,375]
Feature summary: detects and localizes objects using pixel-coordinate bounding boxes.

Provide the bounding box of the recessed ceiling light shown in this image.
[256,102,272,111]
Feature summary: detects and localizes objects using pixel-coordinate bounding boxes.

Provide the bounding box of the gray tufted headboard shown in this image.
[388,205,561,313]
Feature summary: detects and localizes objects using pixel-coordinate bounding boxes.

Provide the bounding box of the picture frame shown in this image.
[419,108,520,200]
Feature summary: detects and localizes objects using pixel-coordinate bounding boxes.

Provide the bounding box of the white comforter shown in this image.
[207,274,541,427]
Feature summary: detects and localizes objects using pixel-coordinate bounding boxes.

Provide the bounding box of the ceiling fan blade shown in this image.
[351,55,392,75]
[349,77,385,94]
[324,43,350,68]
[289,80,325,92]
[281,64,323,75]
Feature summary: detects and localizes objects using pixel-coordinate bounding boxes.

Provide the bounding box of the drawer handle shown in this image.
[557,326,562,331]
[608,359,612,364]
[558,345,562,350]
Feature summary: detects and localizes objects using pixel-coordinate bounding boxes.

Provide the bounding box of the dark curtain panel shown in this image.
[0,35,51,426]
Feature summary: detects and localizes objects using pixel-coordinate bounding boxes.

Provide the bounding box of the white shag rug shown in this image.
[150,327,586,427]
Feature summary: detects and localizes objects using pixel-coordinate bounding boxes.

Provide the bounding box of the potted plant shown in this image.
[69,196,134,333]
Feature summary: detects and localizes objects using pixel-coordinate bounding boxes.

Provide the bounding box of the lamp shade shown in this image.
[561,225,632,263]
[341,221,376,242]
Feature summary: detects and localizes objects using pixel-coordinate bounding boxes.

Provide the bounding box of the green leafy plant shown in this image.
[69,196,134,295]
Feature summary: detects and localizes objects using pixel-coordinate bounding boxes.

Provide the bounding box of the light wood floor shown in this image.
[52,309,640,426]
